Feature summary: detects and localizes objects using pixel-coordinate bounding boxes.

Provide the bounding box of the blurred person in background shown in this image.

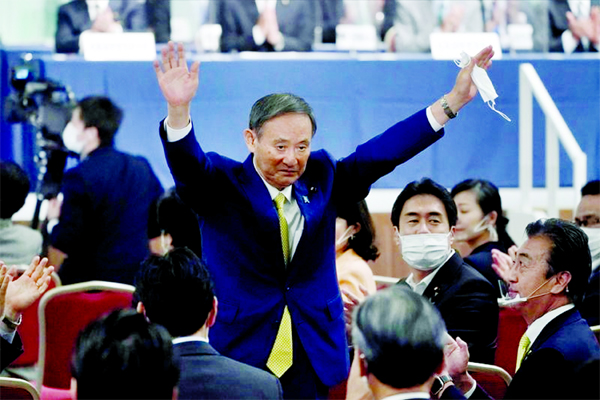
[336,200,378,302]
[0,161,43,266]
[451,179,515,293]
[549,0,600,53]
[385,0,484,52]
[218,0,316,52]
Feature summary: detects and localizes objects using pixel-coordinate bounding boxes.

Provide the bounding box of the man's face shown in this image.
[396,194,452,236]
[244,113,312,191]
[507,236,554,311]
[575,194,600,228]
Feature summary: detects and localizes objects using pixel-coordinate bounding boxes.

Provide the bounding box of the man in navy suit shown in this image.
[446,218,600,400]
[153,41,495,399]
[548,0,600,53]
[135,247,283,400]
[48,96,163,285]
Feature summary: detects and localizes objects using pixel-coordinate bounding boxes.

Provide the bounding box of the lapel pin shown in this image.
[303,196,309,203]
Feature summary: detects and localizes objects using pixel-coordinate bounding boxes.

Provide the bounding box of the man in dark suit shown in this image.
[55,0,169,53]
[72,309,179,400]
[548,0,600,53]
[153,41,495,399]
[351,286,459,400]
[218,0,316,52]
[48,96,163,285]
[390,178,499,364]
[135,248,283,399]
[446,218,600,400]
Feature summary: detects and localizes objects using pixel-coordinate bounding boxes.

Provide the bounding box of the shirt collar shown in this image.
[525,304,575,346]
[252,156,293,202]
[405,250,455,295]
[172,335,209,344]
[382,392,430,400]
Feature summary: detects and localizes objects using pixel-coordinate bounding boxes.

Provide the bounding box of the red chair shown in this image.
[494,307,528,376]
[36,281,135,398]
[0,377,40,400]
[468,362,512,400]
[9,270,62,368]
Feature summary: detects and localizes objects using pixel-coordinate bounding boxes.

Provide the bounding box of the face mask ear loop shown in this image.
[487,101,512,122]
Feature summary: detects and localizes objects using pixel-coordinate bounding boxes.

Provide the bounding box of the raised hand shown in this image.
[491,245,517,284]
[4,256,54,321]
[153,42,200,128]
[451,45,495,109]
[0,263,10,318]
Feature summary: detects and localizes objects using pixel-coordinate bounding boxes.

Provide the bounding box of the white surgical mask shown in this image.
[62,122,85,154]
[455,214,498,242]
[581,227,600,270]
[400,232,452,271]
[455,51,511,122]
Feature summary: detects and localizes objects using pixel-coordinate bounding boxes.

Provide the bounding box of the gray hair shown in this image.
[352,286,446,389]
[249,93,317,136]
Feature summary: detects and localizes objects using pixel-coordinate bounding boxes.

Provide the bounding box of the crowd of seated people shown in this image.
[43,0,599,53]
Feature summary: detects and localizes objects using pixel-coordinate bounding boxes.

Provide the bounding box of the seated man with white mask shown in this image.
[390,178,499,364]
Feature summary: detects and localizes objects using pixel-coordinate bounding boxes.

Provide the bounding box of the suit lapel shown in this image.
[422,253,461,305]
[527,308,579,355]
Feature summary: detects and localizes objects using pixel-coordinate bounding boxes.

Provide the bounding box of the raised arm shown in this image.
[430,45,495,125]
[153,42,201,129]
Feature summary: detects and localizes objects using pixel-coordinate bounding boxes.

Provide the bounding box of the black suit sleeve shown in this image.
[55,3,89,53]
[1,334,23,371]
[279,0,316,51]
[219,0,259,52]
[146,0,171,42]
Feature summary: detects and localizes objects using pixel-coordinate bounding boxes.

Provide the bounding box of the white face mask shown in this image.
[581,227,600,270]
[455,214,498,242]
[400,232,452,271]
[62,122,85,154]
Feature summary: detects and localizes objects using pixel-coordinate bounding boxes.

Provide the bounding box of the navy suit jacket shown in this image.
[580,267,600,326]
[161,108,443,386]
[174,340,283,399]
[55,0,150,53]
[548,0,600,52]
[219,0,315,52]
[401,253,499,364]
[51,146,162,285]
[463,241,506,293]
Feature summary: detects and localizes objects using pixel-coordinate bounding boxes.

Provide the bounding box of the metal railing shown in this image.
[518,63,587,217]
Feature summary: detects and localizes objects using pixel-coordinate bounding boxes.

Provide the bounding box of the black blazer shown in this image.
[174,340,283,399]
[55,0,151,53]
[218,0,315,52]
[463,241,506,295]
[400,253,499,364]
[1,334,23,372]
[580,267,599,326]
[548,0,600,52]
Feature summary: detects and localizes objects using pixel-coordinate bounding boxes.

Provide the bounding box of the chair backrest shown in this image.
[37,281,135,393]
[0,377,40,400]
[468,362,512,400]
[494,307,528,376]
[9,270,62,367]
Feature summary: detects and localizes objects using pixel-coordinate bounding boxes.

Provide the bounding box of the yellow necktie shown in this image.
[266,193,293,377]
[515,333,531,372]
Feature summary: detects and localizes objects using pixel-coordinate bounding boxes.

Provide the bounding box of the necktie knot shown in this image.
[275,193,286,210]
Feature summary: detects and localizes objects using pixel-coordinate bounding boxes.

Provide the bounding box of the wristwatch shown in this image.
[1,314,22,330]
[431,375,453,396]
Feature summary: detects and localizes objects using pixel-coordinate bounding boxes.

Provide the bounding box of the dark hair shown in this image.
[157,188,202,259]
[338,200,379,261]
[390,178,457,228]
[451,179,515,250]
[525,218,591,304]
[0,161,31,219]
[78,96,123,147]
[249,93,317,136]
[135,247,214,337]
[352,286,445,389]
[72,309,179,400]
[581,180,600,196]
